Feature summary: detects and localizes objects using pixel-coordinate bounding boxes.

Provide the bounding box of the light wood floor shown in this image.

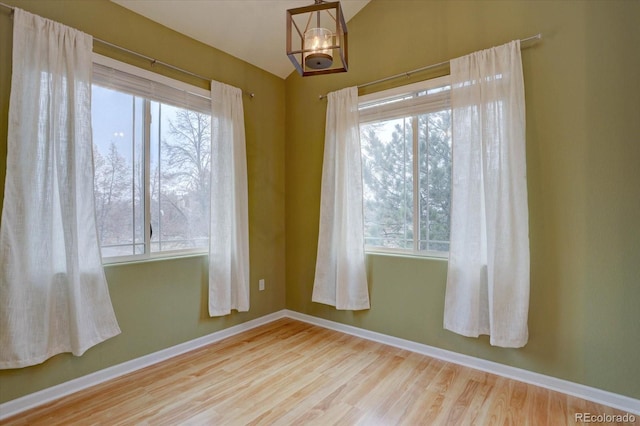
[3,318,636,425]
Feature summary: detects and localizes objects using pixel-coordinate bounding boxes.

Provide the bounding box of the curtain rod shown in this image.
[0,1,255,99]
[319,33,542,100]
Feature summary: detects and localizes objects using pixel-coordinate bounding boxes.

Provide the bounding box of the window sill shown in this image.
[365,248,448,262]
[102,251,208,267]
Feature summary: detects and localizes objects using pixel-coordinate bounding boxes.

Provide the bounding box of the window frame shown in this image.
[92,54,212,264]
[359,75,452,259]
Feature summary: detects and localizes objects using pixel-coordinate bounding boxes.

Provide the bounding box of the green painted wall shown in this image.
[285,0,640,400]
[0,0,286,403]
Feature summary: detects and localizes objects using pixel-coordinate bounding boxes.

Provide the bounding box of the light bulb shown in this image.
[303,27,333,70]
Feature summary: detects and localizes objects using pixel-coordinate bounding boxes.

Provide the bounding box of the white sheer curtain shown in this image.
[313,87,370,310]
[0,9,121,369]
[208,80,250,316]
[444,40,530,348]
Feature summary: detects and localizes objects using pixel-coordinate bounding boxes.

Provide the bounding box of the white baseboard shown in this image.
[2,309,638,420]
[0,310,287,421]
[284,310,640,416]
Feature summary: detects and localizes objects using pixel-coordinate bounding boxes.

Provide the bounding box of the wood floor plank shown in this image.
[3,319,636,425]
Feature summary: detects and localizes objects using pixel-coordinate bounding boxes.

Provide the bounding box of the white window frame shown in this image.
[359,75,452,259]
[92,54,211,264]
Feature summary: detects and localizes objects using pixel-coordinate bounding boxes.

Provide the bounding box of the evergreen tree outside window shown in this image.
[359,76,451,256]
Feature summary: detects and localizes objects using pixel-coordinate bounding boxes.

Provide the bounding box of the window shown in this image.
[359,77,452,256]
[91,55,212,261]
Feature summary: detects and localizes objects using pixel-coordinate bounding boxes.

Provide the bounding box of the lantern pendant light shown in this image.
[286,0,348,76]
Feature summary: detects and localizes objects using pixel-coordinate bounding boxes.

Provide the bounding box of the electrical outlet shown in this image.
[259,279,265,291]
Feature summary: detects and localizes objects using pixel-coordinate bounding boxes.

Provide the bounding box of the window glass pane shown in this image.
[361,117,413,249]
[418,110,452,252]
[150,102,211,253]
[133,97,145,255]
[359,79,452,255]
[92,85,145,257]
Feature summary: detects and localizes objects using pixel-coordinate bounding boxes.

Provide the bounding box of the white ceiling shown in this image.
[112,0,370,79]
